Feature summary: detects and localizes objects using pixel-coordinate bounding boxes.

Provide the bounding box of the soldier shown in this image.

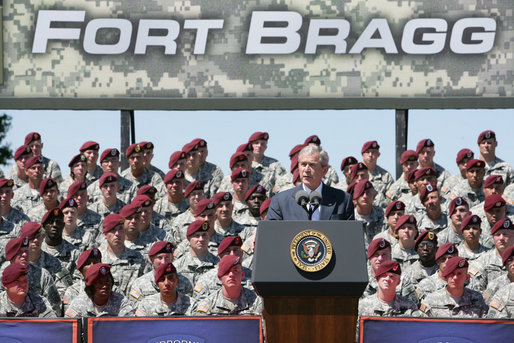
[65,263,133,317]
[182,140,202,184]
[273,145,303,194]
[437,197,470,245]
[193,138,224,198]
[405,167,439,216]
[391,215,419,269]
[212,192,244,238]
[247,131,285,192]
[120,143,165,198]
[168,150,187,172]
[481,194,510,248]
[220,151,271,196]
[0,178,29,227]
[373,200,405,246]
[174,220,219,287]
[0,184,19,262]
[27,177,59,222]
[353,180,385,248]
[12,155,45,214]
[304,135,339,186]
[68,180,102,233]
[135,262,191,316]
[359,260,419,318]
[450,159,486,208]
[238,185,267,240]
[59,153,88,199]
[8,145,31,190]
[168,180,205,245]
[0,264,55,317]
[398,169,418,205]
[487,281,514,318]
[416,185,448,234]
[99,213,145,296]
[154,169,189,225]
[361,140,393,207]
[348,162,369,185]
[80,141,103,184]
[140,141,165,179]
[21,132,63,183]
[363,238,392,298]
[190,255,262,316]
[483,246,513,306]
[416,138,451,189]
[445,149,474,192]
[386,150,418,201]
[87,148,134,204]
[236,142,254,163]
[60,198,97,252]
[230,168,251,223]
[336,156,358,191]
[88,172,126,218]
[135,187,171,233]
[137,184,158,202]
[457,214,489,261]
[477,130,514,186]
[420,257,487,318]
[471,175,514,220]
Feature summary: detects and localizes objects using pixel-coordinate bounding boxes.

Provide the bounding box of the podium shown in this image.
[252,220,368,343]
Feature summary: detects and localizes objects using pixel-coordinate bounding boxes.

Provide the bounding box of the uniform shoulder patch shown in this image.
[135,308,146,317]
[62,296,70,305]
[482,290,490,303]
[194,284,204,293]
[490,299,502,310]
[440,185,448,193]
[385,190,393,199]
[65,308,78,318]
[197,304,210,313]
[419,303,427,313]
[468,266,479,276]
[241,242,251,253]
[449,194,457,201]
[415,289,422,299]
[130,288,142,300]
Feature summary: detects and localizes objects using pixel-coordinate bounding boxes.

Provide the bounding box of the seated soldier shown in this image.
[238,185,267,241]
[444,148,474,192]
[417,185,448,234]
[336,156,358,191]
[9,145,31,190]
[477,130,514,186]
[247,131,285,193]
[373,200,405,246]
[139,141,165,179]
[362,238,392,298]
[471,175,514,220]
[391,215,419,269]
[386,150,418,202]
[230,168,251,222]
[192,138,224,198]
[80,141,103,184]
[88,173,126,218]
[353,180,385,248]
[0,264,55,317]
[437,197,470,245]
[457,214,490,261]
[190,255,262,316]
[0,177,30,227]
[121,143,165,198]
[22,132,62,182]
[405,167,439,215]
[420,257,487,318]
[483,246,514,306]
[27,177,59,222]
[361,140,393,207]
[12,155,45,214]
[451,159,486,208]
[212,192,244,238]
[154,169,189,225]
[168,150,187,173]
[59,153,88,199]
[65,263,134,317]
[398,169,418,205]
[480,194,511,248]
[68,180,102,233]
[416,138,451,189]
[135,262,191,316]
[60,198,97,252]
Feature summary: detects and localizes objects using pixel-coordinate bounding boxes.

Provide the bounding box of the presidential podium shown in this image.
[252,220,368,343]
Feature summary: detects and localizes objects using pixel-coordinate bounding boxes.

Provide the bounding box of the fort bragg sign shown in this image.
[0,0,512,109]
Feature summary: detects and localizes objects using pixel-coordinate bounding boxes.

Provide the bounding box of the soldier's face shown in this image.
[188,190,206,209]
[450,205,470,227]
[343,164,355,180]
[43,216,65,241]
[233,161,249,170]
[28,231,44,254]
[74,189,89,208]
[423,192,441,211]
[220,265,244,287]
[0,187,14,207]
[251,139,267,157]
[62,207,78,227]
[377,272,400,291]
[416,176,436,192]
[28,140,43,155]
[17,153,32,170]
[186,151,200,169]
[100,182,119,199]
[93,274,113,300]
[172,158,186,172]
[142,148,154,166]
[484,183,504,197]
[417,241,436,261]
[105,225,125,248]
[220,246,243,259]
[42,185,59,203]
[27,164,45,181]
[197,146,208,163]
[436,254,455,271]
[157,273,179,296]
[123,214,141,235]
[195,209,216,229]
[5,275,29,298]
[445,268,470,290]
[231,178,249,194]
[466,167,485,187]
[83,149,99,167]
[12,247,29,267]
[369,249,391,273]
[247,193,266,212]
[188,231,209,252]
[101,157,120,174]
[462,225,481,243]
[299,152,328,191]
[457,158,471,173]
[166,179,184,196]
[479,138,497,156]
[493,229,514,252]
[216,201,233,221]
[151,253,173,270]
[362,149,380,166]
[72,161,87,179]
[418,147,435,165]
[485,206,506,224]
[397,224,417,243]
[353,171,369,183]
[387,210,404,229]
[401,160,418,174]
[356,188,375,208]
[129,152,145,171]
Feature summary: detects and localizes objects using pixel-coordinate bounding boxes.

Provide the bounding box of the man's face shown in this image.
[458,158,472,174]
[27,163,45,182]
[506,255,514,277]
[216,201,233,222]
[446,268,470,291]
[450,205,470,228]
[5,275,29,299]
[479,138,497,156]
[0,186,14,208]
[416,240,436,262]
[140,206,153,227]
[247,193,266,215]
[462,225,481,244]
[220,264,244,288]
[100,156,120,174]
[100,182,119,199]
[232,160,250,170]
[195,209,216,228]
[377,272,401,292]
[493,229,514,252]
[418,147,435,165]
[16,154,31,171]
[12,247,29,266]
[93,274,113,300]
[197,146,208,164]
[387,210,404,230]
[43,215,65,241]
[73,189,89,208]
[220,246,243,259]
[188,231,209,252]
[42,185,59,204]
[187,190,206,209]
[402,160,418,174]
[484,184,504,197]
[423,192,441,212]
[362,148,380,166]
[128,152,145,171]
[437,254,456,271]
[104,224,125,248]
[142,148,154,166]
[166,179,184,197]
[251,139,267,157]
[397,224,417,243]
[485,206,506,225]
[123,213,141,235]
[157,273,179,296]
[28,140,43,156]
[415,175,437,192]
[369,248,391,273]
[151,253,173,270]
[83,149,99,167]
[72,161,87,179]
[299,152,328,190]
[355,188,375,208]
[466,167,485,188]
[343,163,356,180]
[186,151,200,170]
[62,207,78,227]
[28,231,45,254]
[231,178,249,194]
[171,158,186,172]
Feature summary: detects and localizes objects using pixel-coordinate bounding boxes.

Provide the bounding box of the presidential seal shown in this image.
[290,230,333,272]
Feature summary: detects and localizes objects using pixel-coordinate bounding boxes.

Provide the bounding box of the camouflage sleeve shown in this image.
[47,160,63,184]
[39,296,58,318]
[188,297,212,316]
[118,296,135,317]
[41,269,64,316]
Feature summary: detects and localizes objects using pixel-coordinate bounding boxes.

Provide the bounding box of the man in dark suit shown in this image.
[267,145,355,220]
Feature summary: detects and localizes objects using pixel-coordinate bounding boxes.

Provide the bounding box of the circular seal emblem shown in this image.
[290,230,333,272]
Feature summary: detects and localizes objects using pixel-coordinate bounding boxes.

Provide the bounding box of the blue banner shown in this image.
[0,319,78,343]
[88,316,262,343]
[361,317,514,343]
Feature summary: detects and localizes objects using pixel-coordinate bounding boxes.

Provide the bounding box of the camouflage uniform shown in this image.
[63,226,98,253]
[192,265,253,300]
[125,224,166,256]
[3,207,30,227]
[62,279,84,312]
[149,165,165,180]
[8,171,28,191]
[358,293,420,317]
[470,202,514,224]
[42,240,80,276]
[135,292,191,316]
[128,270,193,304]
[385,174,410,202]
[444,173,466,195]
[174,251,219,287]
[87,175,135,204]
[12,184,42,214]
[416,212,448,234]
[400,261,438,302]
[9,157,63,184]
[486,283,514,318]
[372,229,398,246]
[214,220,244,237]
[436,226,464,245]
[251,156,285,194]
[432,163,452,190]
[0,290,56,317]
[391,245,418,270]
[196,161,224,198]
[154,197,189,225]
[323,166,339,187]
[369,165,394,207]
[420,287,487,318]
[190,286,262,316]
[474,249,506,286]
[86,165,104,184]
[484,158,514,187]
[59,176,87,200]
[32,250,73,297]
[479,220,496,249]
[88,198,126,219]
[415,273,446,301]
[0,220,20,265]
[355,206,386,248]
[456,242,490,261]
[406,195,449,218]
[77,208,102,231]
[236,215,260,241]
[361,265,379,298]
[27,203,56,222]
[450,179,485,208]
[482,275,511,305]
[272,172,294,195]
[167,210,194,245]
[121,167,166,199]
[99,247,145,296]
[65,291,134,317]
[218,171,263,195]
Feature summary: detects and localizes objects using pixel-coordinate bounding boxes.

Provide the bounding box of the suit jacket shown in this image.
[267,183,355,220]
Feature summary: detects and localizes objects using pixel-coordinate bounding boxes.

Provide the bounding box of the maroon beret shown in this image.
[230,152,248,169]
[248,131,269,143]
[414,167,437,181]
[340,156,358,171]
[448,197,468,216]
[406,169,417,183]
[154,262,177,283]
[230,168,249,182]
[374,260,401,280]
[191,138,207,148]
[484,194,506,211]
[260,198,272,216]
[68,180,87,198]
[292,169,301,184]
[466,159,485,171]
[461,214,482,232]
[132,194,154,208]
[76,248,102,271]
[477,130,496,144]
[187,220,210,237]
[85,263,111,286]
[100,148,120,163]
[484,175,504,189]
[182,141,198,155]
[164,169,185,184]
[68,154,87,168]
[290,155,299,173]
[126,143,143,158]
[41,208,63,225]
[99,172,118,188]
[140,141,154,150]
[24,132,41,145]
[5,237,29,261]
[367,238,391,259]
[213,192,233,206]
[194,199,215,216]
[304,135,321,146]
[218,255,241,279]
[103,213,125,233]
[415,230,437,250]
[400,150,418,164]
[419,184,438,203]
[119,202,142,219]
[346,181,357,197]
[442,257,469,278]
[168,151,186,169]
[456,149,474,164]
[39,177,57,195]
[491,218,514,235]
[289,144,306,158]
[137,185,157,197]
[245,184,267,202]
[14,145,32,161]
[361,140,380,154]
[20,222,42,240]
[25,155,44,169]
[385,201,405,217]
[395,215,417,232]
[80,141,100,152]
[2,264,28,287]
[416,138,435,154]
[184,180,204,198]
[0,178,14,189]
[350,162,368,181]
[436,243,458,261]
[149,241,175,258]
[353,180,373,200]
[236,142,253,154]
[59,197,78,210]
[502,246,514,266]
[218,235,243,256]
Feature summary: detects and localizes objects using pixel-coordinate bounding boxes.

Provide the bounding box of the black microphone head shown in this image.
[295,190,309,206]
[309,191,322,206]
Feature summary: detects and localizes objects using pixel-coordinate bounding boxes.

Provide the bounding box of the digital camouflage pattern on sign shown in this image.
[0,0,512,103]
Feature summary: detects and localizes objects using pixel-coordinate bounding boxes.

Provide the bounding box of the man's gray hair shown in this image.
[299,145,329,167]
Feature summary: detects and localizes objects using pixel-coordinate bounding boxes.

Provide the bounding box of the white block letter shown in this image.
[349,18,398,54]
[184,19,224,54]
[134,20,180,55]
[246,11,302,54]
[305,19,350,54]
[401,18,447,54]
[450,18,496,54]
[32,10,85,53]
[83,19,132,54]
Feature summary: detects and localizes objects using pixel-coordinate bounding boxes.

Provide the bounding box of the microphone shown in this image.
[295,190,309,211]
[309,191,322,212]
